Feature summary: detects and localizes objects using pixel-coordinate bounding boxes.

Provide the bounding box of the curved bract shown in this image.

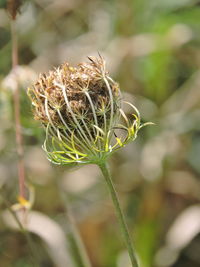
[28,56,147,165]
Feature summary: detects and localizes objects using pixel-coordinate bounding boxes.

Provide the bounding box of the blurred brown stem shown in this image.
[11,19,26,199]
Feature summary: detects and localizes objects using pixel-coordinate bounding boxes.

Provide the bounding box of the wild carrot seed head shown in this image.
[28,56,143,165]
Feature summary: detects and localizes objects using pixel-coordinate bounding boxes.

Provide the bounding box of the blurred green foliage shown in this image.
[0,0,200,267]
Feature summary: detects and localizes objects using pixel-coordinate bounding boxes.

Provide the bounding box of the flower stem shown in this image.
[11,18,26,200]
[56,176,91,267]
[0,194,40,266]
[98,162,139,267]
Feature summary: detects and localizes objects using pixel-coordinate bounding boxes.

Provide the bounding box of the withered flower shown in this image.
[7,0,24,20]
[28,56,143,165]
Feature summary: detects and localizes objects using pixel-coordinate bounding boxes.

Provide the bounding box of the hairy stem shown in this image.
[11,19,26,199]
[98,162,139,267]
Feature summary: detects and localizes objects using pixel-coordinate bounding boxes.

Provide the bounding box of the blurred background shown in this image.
[0,0,200,266]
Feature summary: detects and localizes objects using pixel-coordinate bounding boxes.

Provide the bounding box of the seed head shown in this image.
[28,56,143,165]
[7,0,23,20]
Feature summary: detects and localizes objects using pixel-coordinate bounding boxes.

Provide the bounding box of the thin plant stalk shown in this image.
[10,15,40,267]
[98,161,139,267]
[11,19,26,199]
[56,176,91,267]
[0,194,40,267]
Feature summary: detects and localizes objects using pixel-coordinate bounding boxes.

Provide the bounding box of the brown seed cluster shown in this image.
[28,56,120,134]
[7,0,23,19]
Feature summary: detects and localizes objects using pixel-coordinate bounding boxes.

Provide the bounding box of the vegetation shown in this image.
[0,0,200,266]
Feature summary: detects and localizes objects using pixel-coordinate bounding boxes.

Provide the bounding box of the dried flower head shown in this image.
[7,0,23,19]
[28,56,145,165]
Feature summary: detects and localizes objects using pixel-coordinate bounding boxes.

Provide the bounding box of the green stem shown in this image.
[98,162,139,267]
[56,177,91,267]
[0,194,40,267]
